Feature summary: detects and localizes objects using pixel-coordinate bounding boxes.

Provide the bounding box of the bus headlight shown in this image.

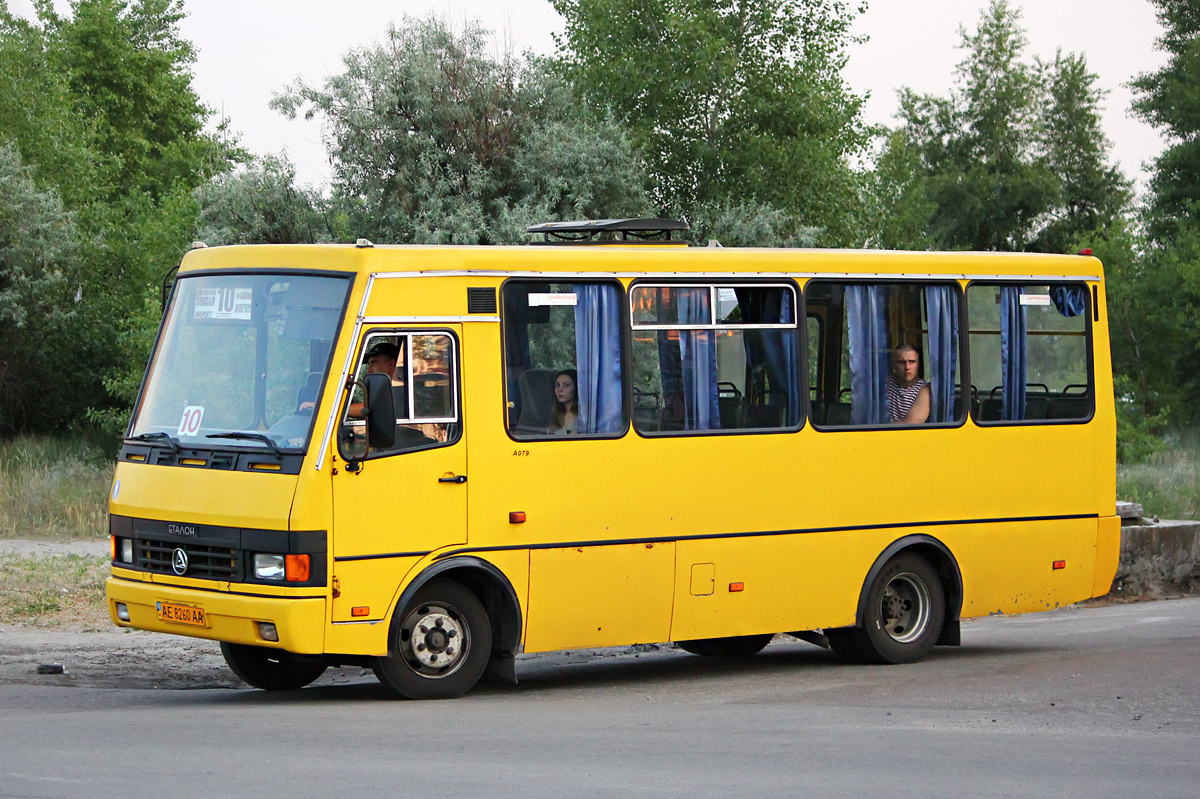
[253,554,285,581]
[120,538,134,564]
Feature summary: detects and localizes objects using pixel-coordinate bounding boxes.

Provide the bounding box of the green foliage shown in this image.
[891,0,1129,252]
[195,153,337,245]
[1131,0,1200,243]
[0,434,112,540]
[1118,431,1200,519]
[271,15,649,245]
[0,144,81,432]
[862,130,936,250]
[0,0,229,436]
[551,0,870,245]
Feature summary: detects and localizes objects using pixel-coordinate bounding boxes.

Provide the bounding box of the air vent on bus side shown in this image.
[467,287,498,313]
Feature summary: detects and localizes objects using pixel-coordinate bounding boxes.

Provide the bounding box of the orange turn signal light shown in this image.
[509,511,526,524]
[1052,560,1066,570]
[729,582,745,592]
[351,606,370,617]
[285,554,311,582]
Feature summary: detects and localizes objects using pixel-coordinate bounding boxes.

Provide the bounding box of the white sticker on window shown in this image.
[1019,294,1052,306]
[528,293,578,307]
[194,286,253,319]
[177,405,205,437]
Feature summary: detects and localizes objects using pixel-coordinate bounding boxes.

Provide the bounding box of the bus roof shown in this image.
[177,241,1105,281]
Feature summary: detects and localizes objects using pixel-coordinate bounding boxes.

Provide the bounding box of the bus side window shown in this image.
[967,283,1092,424]
[808,280,964,428]
[502,281,627,438]
[630,283,801,434]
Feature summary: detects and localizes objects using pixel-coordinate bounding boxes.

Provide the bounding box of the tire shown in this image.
[674,633,773,657]
[850,553,945,665]
[220,642,327,690]
[373,578,492,700]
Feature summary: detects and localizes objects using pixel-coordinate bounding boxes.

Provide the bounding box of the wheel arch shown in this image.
[393,557,523,662]
[855,534,963,646]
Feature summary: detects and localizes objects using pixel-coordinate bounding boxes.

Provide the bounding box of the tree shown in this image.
[891,0,1127,252]
[271,15,649,245]
[0,144,81,432]
[1033,51,1131,253]
[1128,0,1200,424]
[1131,0,1200,243]
[195,154,336,245]
[0,0,229,436]
[551,0,870,245]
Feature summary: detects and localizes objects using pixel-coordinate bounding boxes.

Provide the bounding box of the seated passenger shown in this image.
[548,369,580,435]
[888,344,930,424]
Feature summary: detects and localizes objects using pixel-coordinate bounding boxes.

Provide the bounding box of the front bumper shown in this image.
[106,576,327,654]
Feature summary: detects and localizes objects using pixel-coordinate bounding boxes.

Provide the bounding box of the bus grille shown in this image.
[136,540,238,579]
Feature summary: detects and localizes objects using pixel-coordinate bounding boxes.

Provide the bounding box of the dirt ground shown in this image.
[0,539,377,691]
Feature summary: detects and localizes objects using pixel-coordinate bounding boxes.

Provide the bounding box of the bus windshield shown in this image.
[129,272,352,452]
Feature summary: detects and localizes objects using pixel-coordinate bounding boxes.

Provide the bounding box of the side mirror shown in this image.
[337,372,397,466]
[363,372,396,449]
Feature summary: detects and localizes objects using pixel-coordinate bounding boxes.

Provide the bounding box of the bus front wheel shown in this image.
[220,643,328,690]
[850,553,945,665]
[373,578,492,700]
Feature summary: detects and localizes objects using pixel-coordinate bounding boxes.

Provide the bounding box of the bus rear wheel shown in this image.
[373,578,492,700]
[850,552,945,665]
[220,643,327,690]
[675,633,773,657]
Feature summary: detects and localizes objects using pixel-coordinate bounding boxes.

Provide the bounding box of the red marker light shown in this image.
[1053,560,1066,570]
[351,606,370,617]
[509,511,526,524]
[729,582,745,592]
[1077,248,1093,256]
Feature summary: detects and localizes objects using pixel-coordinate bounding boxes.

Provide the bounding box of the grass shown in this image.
[0,553,110,628]
[0,435,113,540]
[1118,432,1200,520]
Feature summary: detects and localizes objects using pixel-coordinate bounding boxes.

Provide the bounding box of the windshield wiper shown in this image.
[126,432,180,452]
[205,432,284,459]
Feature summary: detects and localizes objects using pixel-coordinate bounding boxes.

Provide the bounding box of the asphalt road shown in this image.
[1,598,1198,799]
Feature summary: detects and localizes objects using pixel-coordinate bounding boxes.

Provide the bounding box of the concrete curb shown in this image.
[1115,519,1200,597]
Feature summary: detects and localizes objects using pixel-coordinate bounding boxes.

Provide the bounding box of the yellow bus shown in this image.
[106,218,1119,699]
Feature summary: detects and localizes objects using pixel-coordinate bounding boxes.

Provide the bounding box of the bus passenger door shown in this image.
[330,327,466,622]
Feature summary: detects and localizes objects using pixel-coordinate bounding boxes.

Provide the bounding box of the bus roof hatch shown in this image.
[526,218,689,245]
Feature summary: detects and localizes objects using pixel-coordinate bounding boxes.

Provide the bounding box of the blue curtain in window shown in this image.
[573,283,623,434]
[677,288,719,430]
[734,288,800,426]
[924,286,958,423]
[1000,286,1027,421]
[1050,285,1087,317]
[846,285,890,425]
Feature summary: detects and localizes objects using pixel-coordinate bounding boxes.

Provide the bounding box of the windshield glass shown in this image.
[130,272,352,452]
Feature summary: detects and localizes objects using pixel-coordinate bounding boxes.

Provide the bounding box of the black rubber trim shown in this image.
[334,550,431,562]
[432,512,1099,560]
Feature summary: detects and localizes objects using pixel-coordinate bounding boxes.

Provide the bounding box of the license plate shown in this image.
[156,601,207,627]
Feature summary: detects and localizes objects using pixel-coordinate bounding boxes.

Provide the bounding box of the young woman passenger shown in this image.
[548,369,580,435]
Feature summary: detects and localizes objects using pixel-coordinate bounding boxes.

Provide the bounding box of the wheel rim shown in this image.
[399,601,471,679]
[880,571,931,644]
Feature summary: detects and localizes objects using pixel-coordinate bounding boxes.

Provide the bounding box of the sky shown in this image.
[12,0,1170,192]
